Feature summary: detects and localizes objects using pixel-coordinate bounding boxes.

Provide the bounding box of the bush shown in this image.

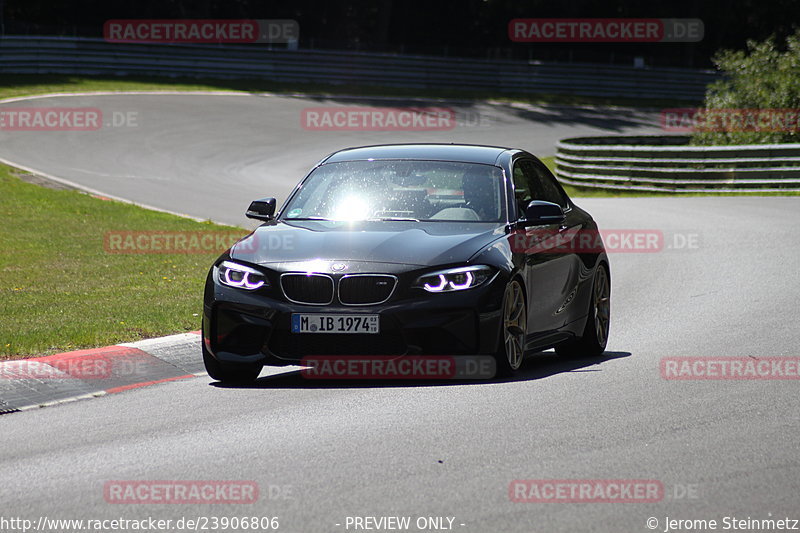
[692,29,800,145]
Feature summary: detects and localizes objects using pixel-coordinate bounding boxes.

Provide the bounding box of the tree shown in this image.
[692,29,800,145]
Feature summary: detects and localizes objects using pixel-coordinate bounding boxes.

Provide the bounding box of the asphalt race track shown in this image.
[0,93,663,226]
[1,94,799,532]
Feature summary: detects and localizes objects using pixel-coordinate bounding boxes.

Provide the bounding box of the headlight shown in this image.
[217,261,268,290]
[413,265,494,293]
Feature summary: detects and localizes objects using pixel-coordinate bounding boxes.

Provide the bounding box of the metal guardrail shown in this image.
[555,136,800,192]
[0,36,719,100]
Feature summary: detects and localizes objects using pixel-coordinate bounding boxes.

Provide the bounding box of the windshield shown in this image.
[281,160,507,223]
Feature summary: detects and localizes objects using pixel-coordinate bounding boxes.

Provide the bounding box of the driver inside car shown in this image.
[462,167,499,221]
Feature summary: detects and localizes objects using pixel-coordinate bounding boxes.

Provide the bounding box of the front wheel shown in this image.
[494,279,527,376]
[556,264,610,358]
[203,345,263,384]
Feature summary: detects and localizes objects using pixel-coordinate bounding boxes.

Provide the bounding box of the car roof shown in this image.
[322,144,516,166]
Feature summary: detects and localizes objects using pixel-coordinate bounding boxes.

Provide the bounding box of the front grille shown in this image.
[339,275,397,305]
[280,273,334,305]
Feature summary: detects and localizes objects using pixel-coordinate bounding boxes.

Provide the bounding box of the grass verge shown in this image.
[0,166,246,359]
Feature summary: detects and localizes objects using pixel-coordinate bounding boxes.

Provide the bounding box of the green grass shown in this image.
[0,74,253,102]
[0,166,247,359]
[0,73,696,108]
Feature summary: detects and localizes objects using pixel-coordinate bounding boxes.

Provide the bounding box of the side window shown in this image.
[513,160,567,217]
[531,161,568,209]
[512,162,534,218]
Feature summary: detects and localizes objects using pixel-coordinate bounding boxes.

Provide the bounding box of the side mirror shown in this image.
[520,200,565,227]
[246,197,277,221]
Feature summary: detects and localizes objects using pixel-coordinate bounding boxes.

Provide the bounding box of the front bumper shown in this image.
[203,270,506,365]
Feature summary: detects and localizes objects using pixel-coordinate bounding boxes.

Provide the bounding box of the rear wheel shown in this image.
[495,279,527,376]
[556,265,610,358]
[203,345,263,384]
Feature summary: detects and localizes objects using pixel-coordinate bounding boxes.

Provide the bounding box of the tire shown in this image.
[203,344,263,384]
[494,279,527,376]
[556,264,610,358]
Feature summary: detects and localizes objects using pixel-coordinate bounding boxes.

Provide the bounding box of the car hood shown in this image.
[230,220,506,266]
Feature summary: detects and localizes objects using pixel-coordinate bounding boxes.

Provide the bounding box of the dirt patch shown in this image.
[13,170,79,191]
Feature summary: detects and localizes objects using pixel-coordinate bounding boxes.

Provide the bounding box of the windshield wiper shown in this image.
[367,217,420,222]
[288,216,421,222]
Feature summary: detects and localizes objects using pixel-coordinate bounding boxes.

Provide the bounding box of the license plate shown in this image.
[291,314,379,334]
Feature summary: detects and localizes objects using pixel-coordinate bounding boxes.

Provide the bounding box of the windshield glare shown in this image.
[281,160,506,222]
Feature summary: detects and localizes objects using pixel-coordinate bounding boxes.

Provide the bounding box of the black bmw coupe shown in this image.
[202,144,610,382]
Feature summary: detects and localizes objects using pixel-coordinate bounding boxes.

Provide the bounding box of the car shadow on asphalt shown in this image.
[209,351,631,389]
